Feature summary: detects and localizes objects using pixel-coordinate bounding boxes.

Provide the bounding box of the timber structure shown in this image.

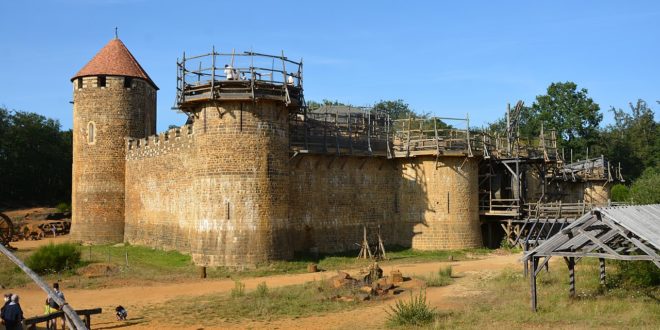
[522,205,660,311]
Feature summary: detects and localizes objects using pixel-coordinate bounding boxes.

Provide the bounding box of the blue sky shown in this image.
[1,1,658,132]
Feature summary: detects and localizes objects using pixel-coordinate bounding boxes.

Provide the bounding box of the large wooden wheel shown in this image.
[0,212,13,245]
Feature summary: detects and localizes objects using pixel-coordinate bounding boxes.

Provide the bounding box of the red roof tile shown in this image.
[72,38,158,89]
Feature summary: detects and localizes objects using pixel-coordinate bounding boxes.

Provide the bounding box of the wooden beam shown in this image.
[567,257,576,297]
[599,258,606,286]
[0,244,88,330]
[530,257,538,312]
[538,251,653,260]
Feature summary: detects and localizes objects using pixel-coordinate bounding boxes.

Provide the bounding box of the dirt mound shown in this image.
[77,263,120,278]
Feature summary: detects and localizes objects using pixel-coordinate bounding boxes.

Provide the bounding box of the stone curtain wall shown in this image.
[289,155,482,254]
[124,126,196,252]
[71,76,155,244]
[288,155,405,253]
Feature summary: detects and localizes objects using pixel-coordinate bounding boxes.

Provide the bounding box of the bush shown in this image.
[231,279,245,298]
[422,266,454,287]
[26,243,81,274]
[55,202,70,213]
[609,260,660,288]
[387,289,436,327]
[629,167,660,204]
[255,281,269,298]
[610,184,629,202]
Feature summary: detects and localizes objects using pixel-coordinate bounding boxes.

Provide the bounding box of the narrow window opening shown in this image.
[124,77,133,88]
[88,122,96,144]
[98,76,106,88]
[77,78,83,89]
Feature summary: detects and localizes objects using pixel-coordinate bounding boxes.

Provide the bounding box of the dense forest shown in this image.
[0,107,72,208]
[1,81,658,208]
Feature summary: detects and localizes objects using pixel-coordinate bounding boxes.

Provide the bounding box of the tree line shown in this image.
[0,107,72,209]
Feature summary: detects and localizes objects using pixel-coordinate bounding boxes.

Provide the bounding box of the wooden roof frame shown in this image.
[521,204,660,311]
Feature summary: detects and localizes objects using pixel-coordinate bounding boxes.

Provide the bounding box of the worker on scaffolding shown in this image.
[224,64,236,80]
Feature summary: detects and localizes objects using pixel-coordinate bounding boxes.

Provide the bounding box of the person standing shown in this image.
[224,64,235,80]
[46,282,66,329]
[47,282,66,310]
[1,294,24,330]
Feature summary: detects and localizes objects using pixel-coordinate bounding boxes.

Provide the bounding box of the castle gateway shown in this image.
[70,38,616,267]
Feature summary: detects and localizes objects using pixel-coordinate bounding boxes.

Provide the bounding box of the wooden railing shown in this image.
[24,308,102,330]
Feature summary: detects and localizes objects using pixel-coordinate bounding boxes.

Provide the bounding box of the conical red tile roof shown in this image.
[72,38,158,89]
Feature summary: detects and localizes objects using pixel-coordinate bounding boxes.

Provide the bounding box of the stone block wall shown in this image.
[124,101,293,267]
[71,76,156,244]
[583,181,610,205]
[124,125,196,252]
[288,155,406,253]
[188,101,292,267]
[288,155,482,254]
[399,157,482,250]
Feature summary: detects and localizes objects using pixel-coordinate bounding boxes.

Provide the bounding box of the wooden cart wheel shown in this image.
[0,212,13,245]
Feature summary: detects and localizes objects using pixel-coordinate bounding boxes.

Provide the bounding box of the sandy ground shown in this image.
[5,238,522,330]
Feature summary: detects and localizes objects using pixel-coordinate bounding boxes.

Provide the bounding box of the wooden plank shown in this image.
[530,257,538,312]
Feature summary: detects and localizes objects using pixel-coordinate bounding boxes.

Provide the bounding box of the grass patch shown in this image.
[429,259,660,329]
[1,242,495,290]
[0,254,30,288]
[420,266,454,287]
[141,280,364,325]
[230,279,246,298]
[387,289,437,327]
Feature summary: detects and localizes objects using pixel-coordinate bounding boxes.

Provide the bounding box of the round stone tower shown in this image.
[175,51,303,267]
[70,37,158,244]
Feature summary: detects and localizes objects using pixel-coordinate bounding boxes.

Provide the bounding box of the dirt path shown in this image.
[8,253,521,330]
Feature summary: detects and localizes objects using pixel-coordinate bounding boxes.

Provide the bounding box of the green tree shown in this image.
[373,99,426,120]
[526,82,602,159]
[596,100,658,179]
[628,167,660,204]
[0,107,72,207]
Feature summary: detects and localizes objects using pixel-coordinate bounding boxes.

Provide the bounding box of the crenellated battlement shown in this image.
[126,124,195,160]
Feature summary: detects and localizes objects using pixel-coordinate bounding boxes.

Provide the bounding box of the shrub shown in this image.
[610,184,629,202]
[387,289,436,327]
[55,202,71,213]
[26,243,81,274]
[231,279,245,298]
[609,260,660,288]
[629,167,660,204]
[423,266,454,287]
[255,281,269,298]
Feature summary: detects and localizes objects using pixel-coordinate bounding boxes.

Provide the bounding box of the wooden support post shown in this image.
[599,258,606,286]
[530,257,538,312]
[523,257,529,277]
[567,257,576,297]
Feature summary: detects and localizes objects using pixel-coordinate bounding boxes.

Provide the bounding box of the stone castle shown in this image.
[70,38,616,267]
